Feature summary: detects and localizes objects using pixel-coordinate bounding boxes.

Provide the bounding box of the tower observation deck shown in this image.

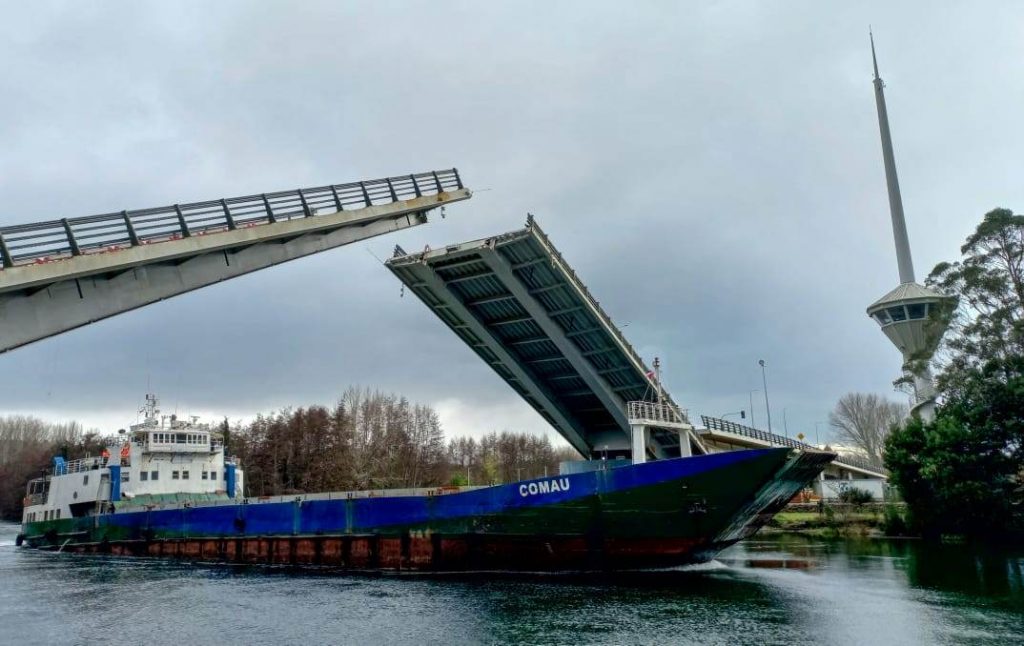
[0,169,469,354]
[386,216,705,460]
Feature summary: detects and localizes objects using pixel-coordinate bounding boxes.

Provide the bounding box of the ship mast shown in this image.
[653,357,663,405]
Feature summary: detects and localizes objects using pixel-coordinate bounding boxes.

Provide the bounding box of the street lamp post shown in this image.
[759,359,773,433]
[721,411,746,421]
[748,390,759,429]
[814,422,825,447]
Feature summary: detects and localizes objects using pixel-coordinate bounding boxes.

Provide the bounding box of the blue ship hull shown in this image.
[20,448,832,571]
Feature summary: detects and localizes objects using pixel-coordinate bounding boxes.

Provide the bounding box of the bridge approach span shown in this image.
[0,169,469,353]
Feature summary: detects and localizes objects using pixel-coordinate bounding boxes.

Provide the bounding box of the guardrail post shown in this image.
[359,182,371,207]
[261,194,277,224]
[173,205,191,238]
[61,218,81,256]
[330,186,344,212]
[409,174,421,198]
[220,199,237,230]
[122,211,140,246]
[386,178,398,202]
[0,233,13,268]
[432,171,443,193]
[453,168,463,189]
[298,189,313,217]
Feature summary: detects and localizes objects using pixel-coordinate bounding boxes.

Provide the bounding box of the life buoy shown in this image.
[120,444,130,459]
[101,448,111,459]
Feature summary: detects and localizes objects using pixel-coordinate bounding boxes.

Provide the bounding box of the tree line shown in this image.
[0,387,579,520]
[231,388,578,496]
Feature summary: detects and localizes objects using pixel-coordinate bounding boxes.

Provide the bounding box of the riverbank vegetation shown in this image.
[764,500,914,538]
[0,388,578,521]
[765,508,884,537]
[885,208,1024,541]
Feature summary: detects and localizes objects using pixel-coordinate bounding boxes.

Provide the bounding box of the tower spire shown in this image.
[870,28,880,81]
[871,31,916,284]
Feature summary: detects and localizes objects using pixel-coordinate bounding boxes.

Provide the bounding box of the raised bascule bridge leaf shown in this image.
[386,216,706,461]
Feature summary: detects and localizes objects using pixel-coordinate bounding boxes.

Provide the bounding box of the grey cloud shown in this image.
[2,1,1022,444]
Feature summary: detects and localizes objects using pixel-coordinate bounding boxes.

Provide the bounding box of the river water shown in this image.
[1,522,1021,645]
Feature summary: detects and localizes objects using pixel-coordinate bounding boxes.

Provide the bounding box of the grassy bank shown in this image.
[762,504,905,538]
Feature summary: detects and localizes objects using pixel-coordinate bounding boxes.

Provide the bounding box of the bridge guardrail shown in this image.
[0,168,462,269]
[699,415,887,475]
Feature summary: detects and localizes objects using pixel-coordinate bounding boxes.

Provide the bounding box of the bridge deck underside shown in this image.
[387,221,683,458]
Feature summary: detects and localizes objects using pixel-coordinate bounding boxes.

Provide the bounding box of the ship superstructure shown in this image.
[21,394,242,529]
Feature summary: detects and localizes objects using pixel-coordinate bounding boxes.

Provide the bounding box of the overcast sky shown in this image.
[1,2,1021,447]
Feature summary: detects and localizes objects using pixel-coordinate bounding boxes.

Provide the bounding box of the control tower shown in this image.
[864,33,955,421]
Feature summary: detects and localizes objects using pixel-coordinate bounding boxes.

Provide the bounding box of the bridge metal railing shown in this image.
[0,168,462,270]
[699,415,887,475]
[627,400,690,426]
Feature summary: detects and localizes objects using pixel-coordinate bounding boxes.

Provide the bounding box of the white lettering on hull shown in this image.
[518,478,570,498]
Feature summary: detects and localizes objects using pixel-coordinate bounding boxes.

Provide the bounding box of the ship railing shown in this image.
[699,415,888,475]
[61,456,108,474]
[627,401,690,427]
[0,169,462,270]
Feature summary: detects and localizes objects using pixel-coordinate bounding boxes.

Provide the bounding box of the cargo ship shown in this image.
[18,218,835,570]
[17,394,830,570]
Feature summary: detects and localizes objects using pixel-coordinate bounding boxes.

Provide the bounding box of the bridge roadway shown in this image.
[0,169,470,353]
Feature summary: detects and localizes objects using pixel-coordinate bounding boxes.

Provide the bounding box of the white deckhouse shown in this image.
[22,394,243,525]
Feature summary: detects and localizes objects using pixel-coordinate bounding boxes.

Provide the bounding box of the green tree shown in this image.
[885,208,1024,539]
[886,398,1021,538]
[927,208,1024,392]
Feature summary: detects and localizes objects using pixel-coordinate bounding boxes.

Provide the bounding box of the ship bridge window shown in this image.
[907,303,926,319]
[887,306,908,322]
[874,310,892,325]
[176,433,187,444]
